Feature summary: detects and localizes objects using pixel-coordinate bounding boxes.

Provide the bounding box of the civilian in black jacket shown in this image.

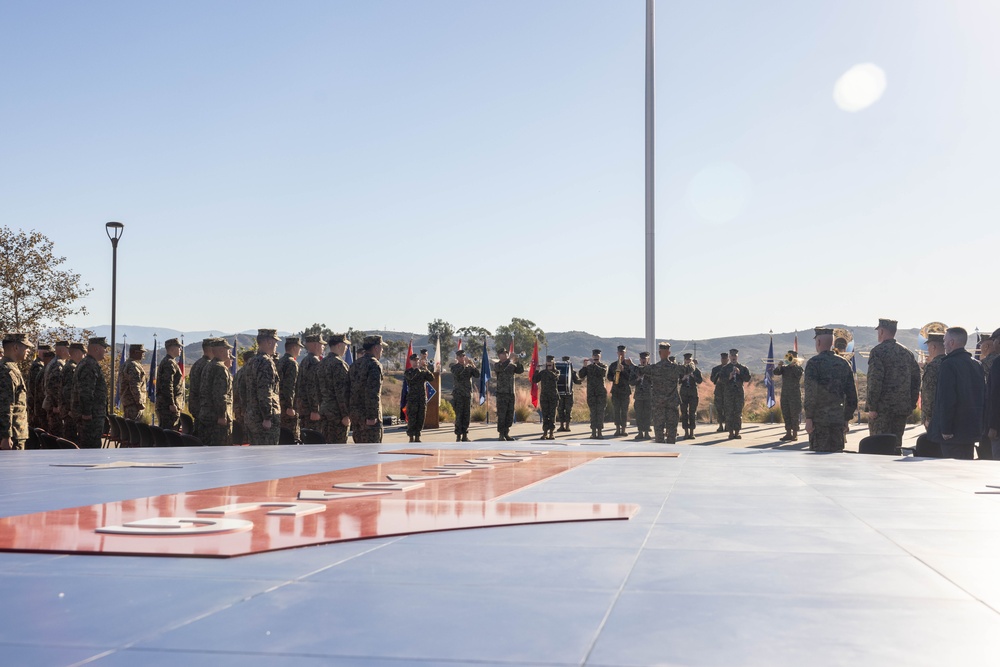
[984,328,1000,459]
[928,327,985,460]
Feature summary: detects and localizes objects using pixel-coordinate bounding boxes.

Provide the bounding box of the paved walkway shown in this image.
[383,419,931,454]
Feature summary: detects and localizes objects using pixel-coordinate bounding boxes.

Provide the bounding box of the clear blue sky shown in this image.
[2,0,998,341]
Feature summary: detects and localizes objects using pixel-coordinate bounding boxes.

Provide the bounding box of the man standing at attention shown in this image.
[244,329,281,446]
[920,332,946,429]
[450,349,479,442]
[804,328,858,452]
[155,339,184,430]
[865,318,921,447]
[121,343,147,421]
[75,337,110,449]
[276,336,301,442]
[578,349,608,439]
[318,333,352,444]
[349,335,386,443]
[0,333,33,451]
[928,327,984,460]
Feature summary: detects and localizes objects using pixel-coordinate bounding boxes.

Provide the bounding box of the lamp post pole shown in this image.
[644,0,656,356]
[106,222,124,415]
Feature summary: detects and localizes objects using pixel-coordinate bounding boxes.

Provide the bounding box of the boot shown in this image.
[591,429,598,439]
[733,431,742,440]
[597,429,603,439]
[689,428,697,439]
[456,435,462,442]
[415,436,421,443]
[461,434,470,442]
[779,430,791,441]
[408,435,414,443]
[728,431,736,440]
[790,431,798,441]
[621,428,628,437]
[667,435,676,444]
[716,426,725,433]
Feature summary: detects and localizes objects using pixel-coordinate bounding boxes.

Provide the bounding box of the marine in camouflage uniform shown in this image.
[349,335,386,443]
[721,349,752,439]
[630,352,652,440]
[865,318,920,446]
[243,329,282,446]
[920,333,945,430]
[404,355,436,442]
[647,342,686,444]
[577,349,609,439]
[804,328,858,452]
[556,355,580,432]
[232,350,256,442]
[155,339,184,430]
[276,337,302,442]
[296,334,325,435]
[710,352,729,433]
[679,353,703,439]
[199,339,233,446]
[61,343,85,443]
[120,344,147,421]
[773,351,804,441]
[74,337,111,449]
[532,355,561,439]
[42,341,69,436]
[0,333,34,451]
[318,334,352,444]
[607,345,634,437]
[186,339,214,440]
[26,346,49,430]
[450,349,480,442]
[492,348,524,441]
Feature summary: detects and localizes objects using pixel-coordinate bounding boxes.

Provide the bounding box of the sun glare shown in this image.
[833,63,887,112]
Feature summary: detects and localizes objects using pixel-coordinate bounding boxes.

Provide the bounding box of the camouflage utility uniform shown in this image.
[318,352,351,444]
[200,359,233,446]
[648,358,686,443]
[73,355,107,449]
[774,362,804,434]
[450,360,480,441]
[187,355,211,439]
[865,339,920,443]
[243,353,280,445]
[61,357,79,442]
[296,352,322,435]
[532,366,561,437]
[0,357,30,450]
[607,359,633,435]
[631,362,652,439]
[349,354,384,443]
[920,355,943,426]
[710,362,727,432]
[493,358,524,440]
[578,362,608,437]
[804,350,858,452]
[155,354,183,430]
[276,352,300,442]
[42,358,66,436]
[679,362,703,437]
[404,366,436,439]
[121,359,146,421]
[721,362,752,437]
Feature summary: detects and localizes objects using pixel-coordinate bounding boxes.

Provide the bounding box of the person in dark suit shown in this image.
[928,327,984,460]
[982,328,1000,459]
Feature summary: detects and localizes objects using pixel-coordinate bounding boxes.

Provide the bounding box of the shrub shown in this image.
[908,407,921,424]
[514,405,534,423]
[438,399,455,423]
[471,404,487,422]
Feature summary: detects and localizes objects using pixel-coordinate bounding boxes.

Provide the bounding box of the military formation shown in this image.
[6,316,989,456]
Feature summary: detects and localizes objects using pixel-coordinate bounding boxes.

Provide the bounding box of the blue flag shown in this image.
[478,336,491,406]
[344,345,354,366]
[425,381,437,403]
[147,339,158,403]
[764,336,776,409]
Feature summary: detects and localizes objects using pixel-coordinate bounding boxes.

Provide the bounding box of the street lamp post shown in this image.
[105,222,124,415]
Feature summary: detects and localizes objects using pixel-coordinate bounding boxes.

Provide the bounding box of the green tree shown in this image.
[0,226,92,333]
[456,325,492,362]
[427,319,456,365]
[346,328,366,348]
[300,323,335,339]
[383,339,408,370]
[494,318,546,360]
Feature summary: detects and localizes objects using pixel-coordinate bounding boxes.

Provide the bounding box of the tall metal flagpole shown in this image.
[644,0,656,356]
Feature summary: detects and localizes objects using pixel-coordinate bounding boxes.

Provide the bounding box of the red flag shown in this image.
[508,339,515,358]
[400,339,413,421]
[528,340,539,408]
[457,338,463,351]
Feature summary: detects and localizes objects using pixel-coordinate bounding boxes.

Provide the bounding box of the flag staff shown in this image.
[644,0,656,356]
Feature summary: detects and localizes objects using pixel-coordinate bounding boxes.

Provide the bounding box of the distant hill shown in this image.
[78,324,927,374]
